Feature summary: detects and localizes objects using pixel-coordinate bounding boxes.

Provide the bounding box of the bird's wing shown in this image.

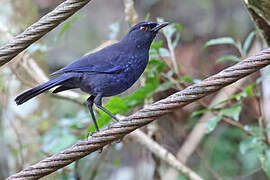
[50,49,123,76]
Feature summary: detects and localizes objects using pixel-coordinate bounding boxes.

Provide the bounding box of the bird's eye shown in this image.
[140,26,148,32]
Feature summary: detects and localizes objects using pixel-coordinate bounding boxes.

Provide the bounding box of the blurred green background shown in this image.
[1,0,270,180]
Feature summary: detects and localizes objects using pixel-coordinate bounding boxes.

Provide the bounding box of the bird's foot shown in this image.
[98,148,103,153]
[107,121,116,129]
[86,131,95,140]
[116,136,124,144]
[86,131,103,153]
[112,116,120,122]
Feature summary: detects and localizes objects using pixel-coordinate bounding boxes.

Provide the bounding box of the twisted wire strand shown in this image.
[0,0,91,67]
[7,48,270,179]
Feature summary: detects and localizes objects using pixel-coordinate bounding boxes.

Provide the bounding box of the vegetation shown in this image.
[1,0,270,179]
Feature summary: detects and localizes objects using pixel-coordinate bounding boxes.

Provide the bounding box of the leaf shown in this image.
[148,59,167,72]
[204,37,237,48]
[175,23,183,31]
[58,21,71,39]
[243,30,256,56]
[245,84,255,96]
[155,81,174,92]
[124,83,156,106]
[261,152,270,178]
[144,13,150,21]
[216,55,241,63]
[179,75,193,83]
[191,109,210,117]
[172,33,181,48]
[243,125,262,137]
[151,40,163,51]
[57,14,85,40]
[167,70,174,77]
[239,137,259,154]
[149,49,157,56]
[159,48,170,57]
[205,115,222,133]
[220,105,242,121]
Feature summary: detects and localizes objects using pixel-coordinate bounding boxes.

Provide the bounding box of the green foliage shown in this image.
[243,30,257,55]
[190,56,268,177]
[204,30,257,63]
[215,82,259,107]
[191,109,211,117]
[220,104,242,121]
[150,40,170,57]
[193,81,258,134]
[239,125,270,177]
[200,127,245,178]
[261,152,270,178]
[205,105,242,134]
[179,75,193,83]
[205,115,222,133]
[144,13,150,21]
[4,1,267,179]
[240,136,262,155]
[204,37,239,49]
[215,55,241,63]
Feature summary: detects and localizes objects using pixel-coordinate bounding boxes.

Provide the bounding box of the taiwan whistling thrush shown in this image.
[15,21,169,132]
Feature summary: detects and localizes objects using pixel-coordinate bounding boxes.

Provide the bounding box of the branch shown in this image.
[242,0,270,46]
[7,48,270,179]
[0,0,92,67]
[123,0,139,26]
[129,130,204,180]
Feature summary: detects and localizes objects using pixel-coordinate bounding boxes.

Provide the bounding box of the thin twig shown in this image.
[129,130,204,180]
[164,31,179,74]
[256,96,270,144]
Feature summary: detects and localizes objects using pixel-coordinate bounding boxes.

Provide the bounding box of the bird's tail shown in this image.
[15,75,72,105]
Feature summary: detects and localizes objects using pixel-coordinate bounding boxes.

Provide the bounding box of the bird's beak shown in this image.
[152,22,169,32]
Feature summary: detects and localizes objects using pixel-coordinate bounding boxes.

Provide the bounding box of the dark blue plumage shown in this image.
[15,21,169,132]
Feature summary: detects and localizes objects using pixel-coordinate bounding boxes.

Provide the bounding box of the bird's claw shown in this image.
[98,148,103,153]
[87,131,94,140]
[116,137,123,144]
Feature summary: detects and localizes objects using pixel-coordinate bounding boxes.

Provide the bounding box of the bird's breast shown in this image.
[124,55,148,81]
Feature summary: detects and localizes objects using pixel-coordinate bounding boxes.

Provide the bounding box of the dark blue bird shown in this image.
[15,21,169,132]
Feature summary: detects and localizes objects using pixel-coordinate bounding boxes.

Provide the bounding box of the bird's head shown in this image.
[122,21,169,49]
